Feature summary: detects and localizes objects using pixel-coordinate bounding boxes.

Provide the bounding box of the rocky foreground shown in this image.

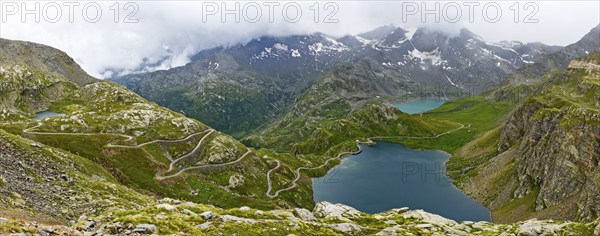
[1,199,598,235]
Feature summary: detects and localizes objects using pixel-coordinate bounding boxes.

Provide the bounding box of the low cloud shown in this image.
[1,1,598,78]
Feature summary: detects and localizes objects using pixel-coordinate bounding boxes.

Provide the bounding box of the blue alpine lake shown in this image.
[312,142,491,222]
[394,99,446,114]
[33,111,65,120]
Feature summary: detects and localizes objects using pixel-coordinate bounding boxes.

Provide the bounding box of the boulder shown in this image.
[228,174,245,188]
[330,223,362,233]
[200,211,215,220]
[402,210,457,226]
[133,224,158,234]
[517,221,562,236]
[182,209,198,216]
[197,222,212,229]
[156,203,176,212]
[294,208,316,221]
[313,201,361,219]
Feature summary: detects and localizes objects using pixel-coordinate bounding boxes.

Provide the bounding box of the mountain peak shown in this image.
[0,38,98,86]
[358,25,398,40]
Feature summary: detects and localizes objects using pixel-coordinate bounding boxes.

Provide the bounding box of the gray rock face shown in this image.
[207,136,239,164]
[402,210,457,226]
[517,220,563,236]
[498,86,600,220]
[313,201,361,219]
[294,208,316,221]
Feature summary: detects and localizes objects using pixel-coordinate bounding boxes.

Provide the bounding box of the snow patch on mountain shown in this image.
[355,36,373,45]
[405,28,418,40]
[308,41,349,56]
[445,74,458,87]
[407,48,446,66]
[273,43,289,52]
[291,49,301,58]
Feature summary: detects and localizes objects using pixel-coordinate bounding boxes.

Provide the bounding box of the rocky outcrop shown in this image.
[3,200,596,235]
[206,136,240,164]
[495,56,600,221]
[228,174,245,188]
[313,201,362,220]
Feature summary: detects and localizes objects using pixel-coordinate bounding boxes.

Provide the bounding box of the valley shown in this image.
[0,23,598,235]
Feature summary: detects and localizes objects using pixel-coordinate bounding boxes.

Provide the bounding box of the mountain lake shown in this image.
[393,99,447,114]
[312,142,491,222]
[34,111,65,120]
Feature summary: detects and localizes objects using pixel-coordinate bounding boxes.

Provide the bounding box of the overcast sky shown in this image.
[1,1,599,78]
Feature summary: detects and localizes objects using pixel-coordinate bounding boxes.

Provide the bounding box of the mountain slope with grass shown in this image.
[0,38,302,212]
[112,26,560,138]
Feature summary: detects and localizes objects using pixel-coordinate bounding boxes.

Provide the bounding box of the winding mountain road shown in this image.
[156,147,252,180]
[265,122,468,198]
[7,121,252,180]
[266,140,365,198]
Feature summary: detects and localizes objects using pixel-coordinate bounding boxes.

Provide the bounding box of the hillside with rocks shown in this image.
[452,53,600,223]
[2,198,598,235]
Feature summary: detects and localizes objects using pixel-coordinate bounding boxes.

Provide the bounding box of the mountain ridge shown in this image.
[112,25,562,137]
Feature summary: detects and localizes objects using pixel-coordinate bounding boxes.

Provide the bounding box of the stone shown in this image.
[471,221,489,230]
[0,217,9,223]
[155,213,168,220]
[402,210,456,226]
[183,209,198,216]
[416,223,434,229]
[239,206,251,211]
[330,223,362,233]
[270,210,298,220]
[83,221,95,229]
[517,221,562,236]
[219,215,258,224]
[158,198,180,204]
[313,201,361,219]
[105,223,119,234]
[200,211,215,220]
[294,208,316,221]
[182,202,198,207]
[388,207,409,214]
[228,174,246,188]
[384,220,397,225]
[134,224,158,234]
[197,222,212,229]
[376,227,399,236]
[156,203,177,212]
